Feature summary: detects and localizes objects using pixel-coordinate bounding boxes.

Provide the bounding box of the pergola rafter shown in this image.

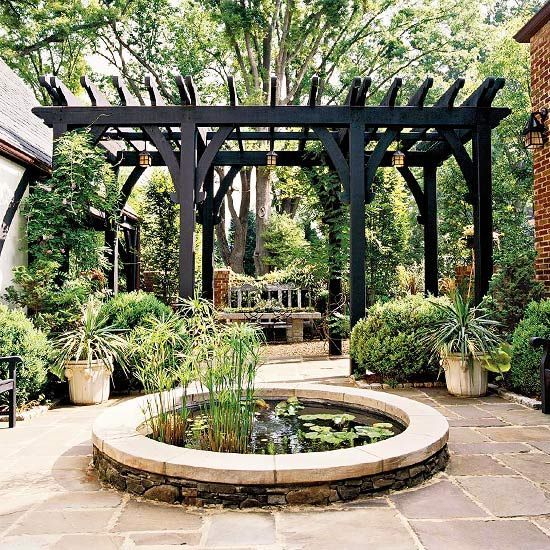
[33,72,510,365]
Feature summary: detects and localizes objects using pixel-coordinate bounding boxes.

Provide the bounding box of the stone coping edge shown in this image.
[92,383,449,486]
[488,383,542,410]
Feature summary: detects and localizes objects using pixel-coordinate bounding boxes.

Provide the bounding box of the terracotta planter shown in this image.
[442,354,488,397]
[64,359,111,405]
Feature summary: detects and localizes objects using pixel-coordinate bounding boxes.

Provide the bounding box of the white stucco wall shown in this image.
[0,155,27,300]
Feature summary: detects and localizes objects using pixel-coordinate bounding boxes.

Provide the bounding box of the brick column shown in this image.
[531,25,550,295]
[214,268,230,309]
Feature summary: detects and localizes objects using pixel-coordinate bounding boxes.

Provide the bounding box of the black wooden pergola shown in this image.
[33,73,509,336]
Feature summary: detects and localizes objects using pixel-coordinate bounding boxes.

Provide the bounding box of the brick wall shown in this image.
[531,24,550,294]
[214,268,230,309]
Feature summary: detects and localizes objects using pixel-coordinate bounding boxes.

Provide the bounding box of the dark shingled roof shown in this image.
[514,0,550,43]
[0,58,52,170]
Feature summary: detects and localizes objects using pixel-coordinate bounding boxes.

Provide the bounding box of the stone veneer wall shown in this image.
[531,22,550,294]
[93,445,449,508]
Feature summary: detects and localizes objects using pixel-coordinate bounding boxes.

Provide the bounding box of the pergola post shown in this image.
[201,168,215,301]
[473,123,493,304]
[423,163,438,296]
[349,121,366,350]
[179,122,196,300]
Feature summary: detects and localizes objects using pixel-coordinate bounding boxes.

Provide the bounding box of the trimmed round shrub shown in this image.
[100,292,172,392]
[0,305,52,406]
[101,291,172,330]
[350,295,447,384]
[509,299,550,398]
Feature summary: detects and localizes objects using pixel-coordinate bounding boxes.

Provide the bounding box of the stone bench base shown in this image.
[94,445,449,508]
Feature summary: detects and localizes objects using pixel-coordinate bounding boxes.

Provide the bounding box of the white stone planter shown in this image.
[64,359,111,405]
[443,354,488,397]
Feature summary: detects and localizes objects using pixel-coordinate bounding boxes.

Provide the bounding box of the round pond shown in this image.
[92,383,449,506]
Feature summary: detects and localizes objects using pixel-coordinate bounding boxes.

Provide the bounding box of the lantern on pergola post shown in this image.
[392,145,406,168]
[266,150,278,169]
[138,143,152,167]
[522,108,547,150]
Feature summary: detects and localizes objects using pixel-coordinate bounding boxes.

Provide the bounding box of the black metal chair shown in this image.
[531,338,550,415]
[0,356,20,428]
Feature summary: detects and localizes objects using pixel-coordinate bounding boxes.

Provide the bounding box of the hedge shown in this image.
[350,295,447,384]
[100,292,172,391]
[509,299,550,398]
[0,305,52,406]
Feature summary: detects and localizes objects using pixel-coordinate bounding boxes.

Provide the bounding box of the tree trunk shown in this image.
[215,168,251,274]
[254,166,271,275]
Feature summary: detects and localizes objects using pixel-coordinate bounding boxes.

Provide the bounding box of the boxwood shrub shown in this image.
[350,295,447,384]
[0,305,52,406]
[101,291,172,330]
[509,299,550,398]
[100,291,172,392]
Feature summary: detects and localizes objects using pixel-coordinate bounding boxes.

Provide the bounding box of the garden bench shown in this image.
[531,337,550,414]
[0,356,20,428]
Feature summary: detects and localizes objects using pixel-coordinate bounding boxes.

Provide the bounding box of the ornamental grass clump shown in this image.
[194,322,263,454]
[129,313,192,446]
[130,299,263,453]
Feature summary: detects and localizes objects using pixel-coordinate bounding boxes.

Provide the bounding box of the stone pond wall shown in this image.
[93,445,449,508]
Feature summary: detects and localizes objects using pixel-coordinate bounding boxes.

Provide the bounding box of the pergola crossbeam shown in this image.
[32,72,510,369]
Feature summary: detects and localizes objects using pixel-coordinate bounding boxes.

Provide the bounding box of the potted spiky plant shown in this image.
[52,298,128,404]
[420,292,508,397]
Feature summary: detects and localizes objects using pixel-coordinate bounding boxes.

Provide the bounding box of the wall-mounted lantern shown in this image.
[522,108,548,150]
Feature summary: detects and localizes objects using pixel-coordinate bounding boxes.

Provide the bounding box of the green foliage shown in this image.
[50,298,129,380]
[0,305,52,406]
[22,130,117,276]
[481,252,544,335]
[101,291,173,391]
[365,172,411,305]
[420,292,503,367]
[510,299,550,397]
[4,261,103,334]
[139,170,179,303]
[132,298,263,454]
[101,291,172,330]
[350,295,448,383]
[263,213,310,270]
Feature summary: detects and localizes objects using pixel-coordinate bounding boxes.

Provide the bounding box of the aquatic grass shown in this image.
[130,313,192,446]
[194,322,263,453]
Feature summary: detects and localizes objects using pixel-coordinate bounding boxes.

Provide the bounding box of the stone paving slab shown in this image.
[411,519,550,550]
[448,442,532,454]
[205,512,276,547]
[446,455,516,476]
[457,477,550,517]
[277,509,416,550]
[2,364,550,549]
[390,480,488,519]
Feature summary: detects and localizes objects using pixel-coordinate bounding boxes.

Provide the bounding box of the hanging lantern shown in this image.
[138,148,152,168]
[266,150,278,169]
[522,109,547,150]
[392,149,406,168]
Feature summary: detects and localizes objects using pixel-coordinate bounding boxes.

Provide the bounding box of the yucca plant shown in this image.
[421,292,502,365]
[420,292,508,397]
[51,297,128,379]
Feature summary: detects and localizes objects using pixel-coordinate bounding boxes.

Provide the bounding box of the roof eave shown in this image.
[514,1,550,43]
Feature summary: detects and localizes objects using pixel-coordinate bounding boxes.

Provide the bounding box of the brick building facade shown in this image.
[516,1,550,294]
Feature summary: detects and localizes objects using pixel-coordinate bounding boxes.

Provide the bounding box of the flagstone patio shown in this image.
[2,359,550,549]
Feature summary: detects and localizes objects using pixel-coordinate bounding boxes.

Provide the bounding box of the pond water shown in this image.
[185,398,404,455]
